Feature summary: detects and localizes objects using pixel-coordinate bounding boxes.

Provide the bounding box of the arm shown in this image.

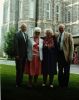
[27,37,33,61]
[69,33,74,62]
[14,33,19,59]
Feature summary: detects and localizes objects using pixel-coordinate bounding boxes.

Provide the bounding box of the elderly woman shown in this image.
[42,29,58,88]
[26,27,43,87]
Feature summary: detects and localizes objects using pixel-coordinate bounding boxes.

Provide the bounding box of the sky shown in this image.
[0,0,4,45]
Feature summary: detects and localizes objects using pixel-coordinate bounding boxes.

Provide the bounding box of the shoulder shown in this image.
[15,31,21,36]
[54,32,59,38]
[39,38,43,42]
[64,32,72,38]
[16,31,21,34]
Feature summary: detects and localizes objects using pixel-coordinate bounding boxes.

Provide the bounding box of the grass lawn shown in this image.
[1,64,79,100]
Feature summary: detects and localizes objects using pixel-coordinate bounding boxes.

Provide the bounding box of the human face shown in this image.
[45,31,52,37]
[34,32,40,37]
[59,27,64,33]
[21,25,27,32]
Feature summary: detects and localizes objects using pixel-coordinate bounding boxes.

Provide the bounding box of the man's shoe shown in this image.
[16,84,21,87]
[16,85,19,87]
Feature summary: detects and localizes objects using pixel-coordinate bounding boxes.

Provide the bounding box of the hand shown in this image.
[66,53,69,61]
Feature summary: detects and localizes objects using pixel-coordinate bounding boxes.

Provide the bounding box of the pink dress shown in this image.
[25,37,41,76]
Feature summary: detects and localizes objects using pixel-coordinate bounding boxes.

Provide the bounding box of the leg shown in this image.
[43,73,47,85]
[21,58,26,83]
[58,51,66,87]
[28,75,33,87]
[58,65,64,87]
[15,59,23,86]
[34,75,38,86]
[34,75,38,83]
[49,74,54,85]
[64,64,70,87]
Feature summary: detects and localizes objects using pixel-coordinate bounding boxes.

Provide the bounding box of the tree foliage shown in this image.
[4,27,16,58]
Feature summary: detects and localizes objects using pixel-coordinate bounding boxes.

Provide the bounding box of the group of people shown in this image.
[14,23,74,88]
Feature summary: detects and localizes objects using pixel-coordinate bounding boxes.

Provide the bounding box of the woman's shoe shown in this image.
[50,84,53,88]
[42,83,46,87]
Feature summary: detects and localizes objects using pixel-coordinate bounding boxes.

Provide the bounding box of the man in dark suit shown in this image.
[14,24,28,87]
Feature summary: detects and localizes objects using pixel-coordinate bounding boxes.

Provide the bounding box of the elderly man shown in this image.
[14,24,28,87]
[57,24,74,88]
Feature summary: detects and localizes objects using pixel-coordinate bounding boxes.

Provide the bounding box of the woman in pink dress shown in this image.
[26,27,43,87]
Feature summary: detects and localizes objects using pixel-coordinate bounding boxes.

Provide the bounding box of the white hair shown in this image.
[44,28,54,34]
[34,27,41,33]
[58,24,65,29]
[20,23,27,28]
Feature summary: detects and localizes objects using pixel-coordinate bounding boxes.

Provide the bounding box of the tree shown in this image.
[4,27,16,59]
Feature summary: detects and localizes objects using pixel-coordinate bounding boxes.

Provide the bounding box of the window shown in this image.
[68,28,71,33]
[56,14,59,22]
[29,28,33,37]
[3,1,10,23]
[68,11,70,22]
[19,0,23,19]
[46,3,51,19]
[29,0,34,18]
[65,13,67,23]
[56,5,59,13]
[56,5,59,22]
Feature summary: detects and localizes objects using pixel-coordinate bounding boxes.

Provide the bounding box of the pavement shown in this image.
[0,59,79,74]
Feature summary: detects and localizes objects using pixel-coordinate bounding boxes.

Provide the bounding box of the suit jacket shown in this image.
[55,32,74,62]
[27,37,43,61]
[14,31,28,58]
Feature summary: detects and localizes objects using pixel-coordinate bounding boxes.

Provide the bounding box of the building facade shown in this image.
[1,0,54,56]
[63,0,79,36]
[18,0,53,37]
[1,0,79,57]
[2,0,54,37]
[52,0,63,32]
[63,0,79,53]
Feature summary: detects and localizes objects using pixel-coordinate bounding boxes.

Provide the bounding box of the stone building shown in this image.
[52,0,63,32]
[2,0,54,36]
[1,0,54,56]
[1,0,19,56]
[63,0,79,54]
[63,0,79,35]
[18,0,53,37]
[1,0,79,57]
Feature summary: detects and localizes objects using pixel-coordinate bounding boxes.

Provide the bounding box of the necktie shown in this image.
[23,33,26,41]
[58,33,62,49]
[59,33,62,43]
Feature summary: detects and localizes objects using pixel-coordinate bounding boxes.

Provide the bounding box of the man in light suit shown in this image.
[14,24,28,87]
[57,24,74,88]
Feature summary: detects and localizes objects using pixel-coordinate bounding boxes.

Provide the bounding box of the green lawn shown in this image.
[1,64,79,100]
